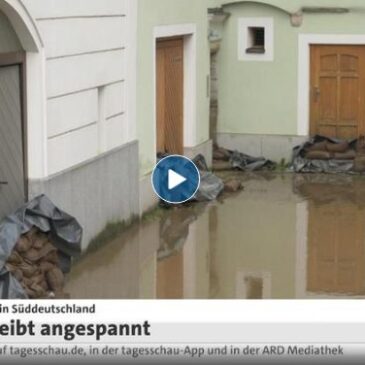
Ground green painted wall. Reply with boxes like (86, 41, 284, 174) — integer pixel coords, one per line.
(210, 0, 365, 14)
(137, 0, 211, 176)
(212, 0, 365, 136)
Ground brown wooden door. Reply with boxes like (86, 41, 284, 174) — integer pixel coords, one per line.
(156, 38, 184, 155)
(310, 45, 365, 139)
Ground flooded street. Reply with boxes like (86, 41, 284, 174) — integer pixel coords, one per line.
(65, 172, 365, 299)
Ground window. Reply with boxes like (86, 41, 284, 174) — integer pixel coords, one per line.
(238, 18, 274, 61)
(247, 27, 265, 53)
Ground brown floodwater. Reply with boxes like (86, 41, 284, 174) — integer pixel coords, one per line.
(65, 172, 365, 299)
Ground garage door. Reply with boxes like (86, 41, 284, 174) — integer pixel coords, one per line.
(0, 65, 25, 220)
(310, 45, 365, 139)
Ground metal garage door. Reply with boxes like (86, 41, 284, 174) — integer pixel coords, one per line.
(0, 65, 25, 220)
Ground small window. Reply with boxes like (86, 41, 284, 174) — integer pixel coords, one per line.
(246, 27, 265, 54)
(238, 18, 273, 62)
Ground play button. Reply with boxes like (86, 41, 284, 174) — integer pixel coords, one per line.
(152, 155, 200, 204)
(168, 169, 187, 190)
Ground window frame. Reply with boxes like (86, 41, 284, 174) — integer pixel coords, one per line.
(238, 17, 274, 62)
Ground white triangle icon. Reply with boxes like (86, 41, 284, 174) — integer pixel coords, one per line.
(168, 169, 187, 190)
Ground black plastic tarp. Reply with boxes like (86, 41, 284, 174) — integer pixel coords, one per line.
(195, 171, 224, 202)
(0, 195, 82, 299)
(230, 150, 276, 171)
(292, 135, 357, 173)
(193, 154, 224, 201)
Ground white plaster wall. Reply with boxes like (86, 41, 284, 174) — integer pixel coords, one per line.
(22, 0, 126, 19)
(47, 89, 98, 138)
(38, 17, 126, 59)
(21, 0, 136, 176)
(46, 50, 125, 97)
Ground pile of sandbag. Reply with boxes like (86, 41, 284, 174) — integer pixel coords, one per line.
(305, 140, 356, 160)
(5, 227, 65, 299)
(296, 136, 365, 173)
(0, 195, 82, 299)
(292, 135, 365, 173)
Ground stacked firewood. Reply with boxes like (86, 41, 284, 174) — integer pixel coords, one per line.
(5, 228, 66, 299)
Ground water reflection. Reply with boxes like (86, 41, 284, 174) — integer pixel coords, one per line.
(65, 173, 365, 299)
(156, 204, 207, 299)
(295, 174, 365, 298)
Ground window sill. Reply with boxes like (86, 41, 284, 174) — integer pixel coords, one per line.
(246, 47, 266, 54)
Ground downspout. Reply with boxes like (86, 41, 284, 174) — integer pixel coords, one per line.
(208, 8, 230, 143)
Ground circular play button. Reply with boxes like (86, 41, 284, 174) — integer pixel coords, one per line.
(152, 155, 200, 204)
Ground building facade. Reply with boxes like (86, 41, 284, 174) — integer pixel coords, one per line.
(137, 0, 211, 213)
(210, 0, 365, 162)
(0, 0, 211, 248)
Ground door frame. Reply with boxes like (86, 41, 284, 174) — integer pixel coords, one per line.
(0, 51, 28, 200)
(298, 34, 365, 137)
(153, 24, 197, 159)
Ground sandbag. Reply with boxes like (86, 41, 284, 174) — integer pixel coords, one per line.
(292, 135, 357, 173)
(334, 150, 357, 160)
(326, 141, 349, 153)
(307, 141, 327, 152)
(0, 195, 82, 299)
(306, 151, 332, 160)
